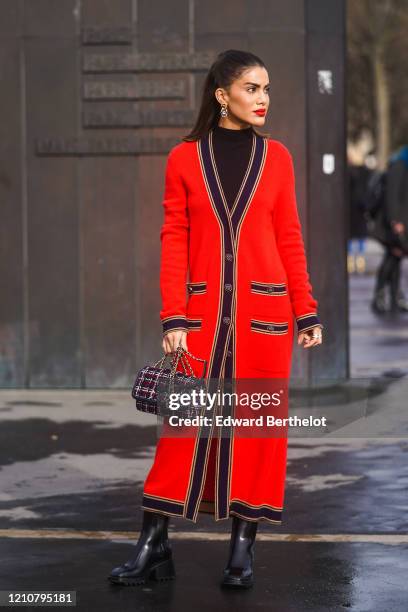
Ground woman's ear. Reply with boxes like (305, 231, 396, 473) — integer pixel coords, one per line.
(215, 87, 227, 106)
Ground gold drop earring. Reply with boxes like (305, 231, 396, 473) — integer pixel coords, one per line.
(220, 104, 228, 118)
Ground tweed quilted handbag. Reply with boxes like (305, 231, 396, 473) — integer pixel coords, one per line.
(131, 345, 208, 418)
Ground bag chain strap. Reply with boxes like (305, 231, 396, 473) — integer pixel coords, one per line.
(153, 345, 206, 388)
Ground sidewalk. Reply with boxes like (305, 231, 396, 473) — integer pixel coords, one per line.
(349, 238, 408, 377)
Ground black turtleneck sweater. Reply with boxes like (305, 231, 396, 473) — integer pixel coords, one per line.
(212, 124, 254, 211)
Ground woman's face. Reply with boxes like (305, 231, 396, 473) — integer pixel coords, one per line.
(215, 65, 270, 129)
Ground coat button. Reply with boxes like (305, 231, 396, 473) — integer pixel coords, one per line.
(227, 350, 232, 357)
(223, 316, 231, 325)
(267, 286, 274, 293)
(226, 253, 233, 261)
(267, 325, 274, 331)
(188, 286, 193, 292)
(224, 283, 232, 291)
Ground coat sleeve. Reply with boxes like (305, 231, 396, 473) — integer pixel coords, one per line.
(272, 145, 323, 333)
(159, 147, 190, 336)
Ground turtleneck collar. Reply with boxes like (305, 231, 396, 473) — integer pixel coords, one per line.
(213, 124, 254, 140)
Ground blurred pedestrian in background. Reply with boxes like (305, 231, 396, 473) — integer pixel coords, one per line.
(370, 145, 408, 313)
(347, 157, 372, 274)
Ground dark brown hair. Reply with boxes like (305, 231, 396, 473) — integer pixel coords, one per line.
(183, 49, 270, 142)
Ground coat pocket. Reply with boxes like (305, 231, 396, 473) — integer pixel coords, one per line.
(248, 317, 293, 376)
(249, 280, 290, 318)
(250, 318, 289, 335)
(187, 281, 207, 295)
(250, 281, 287, 296)
(186, 281, 207, 319)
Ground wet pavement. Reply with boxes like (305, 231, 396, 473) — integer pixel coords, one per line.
(1, 240, 408, 611)
(1, 538, 407, 611)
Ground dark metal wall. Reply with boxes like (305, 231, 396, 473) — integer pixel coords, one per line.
(306, 0, 348, 381)
(0, 0, 346, 388)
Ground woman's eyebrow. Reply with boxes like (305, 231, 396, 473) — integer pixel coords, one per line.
(243, 82, 270, 87)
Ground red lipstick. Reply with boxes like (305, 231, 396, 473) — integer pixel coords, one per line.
(254, 109, 266, 116)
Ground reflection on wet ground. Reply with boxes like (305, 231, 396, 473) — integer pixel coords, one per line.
(1, 538, 407, 611)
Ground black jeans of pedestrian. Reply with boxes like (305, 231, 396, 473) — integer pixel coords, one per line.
(375, 247, 403, 304)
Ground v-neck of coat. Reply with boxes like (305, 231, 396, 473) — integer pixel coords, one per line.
(208, 127, 257, 218)
(197, 128, 267, 245)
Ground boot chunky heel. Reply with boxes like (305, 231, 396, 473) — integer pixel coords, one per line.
(108, 511, 175, 587)
(109, 551, 176, 586)
(149, 557, 176, 581)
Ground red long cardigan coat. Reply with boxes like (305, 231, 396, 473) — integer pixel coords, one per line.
(142, 129, 323, 524)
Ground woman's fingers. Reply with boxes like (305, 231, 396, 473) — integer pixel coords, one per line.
(179, 333, 188, 351)
(162, 335, 170, 354)
(170, 331, 187, 352)
(298, 328, 323, 348)
(162, 330, 188, 354)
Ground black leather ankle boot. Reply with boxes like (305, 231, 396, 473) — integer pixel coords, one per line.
(108, 510, 175, 586)
(389, 259, 408, 312)
(371, 251, 395, 314)
(221, 516, 258, 589)
(371, 287, 389, 314)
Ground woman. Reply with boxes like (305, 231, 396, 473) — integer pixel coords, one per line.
(109, 49, 324, 589)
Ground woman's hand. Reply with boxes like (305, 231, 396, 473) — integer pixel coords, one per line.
(162, 330, 188, 354)
(298, 325, 323, 348)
